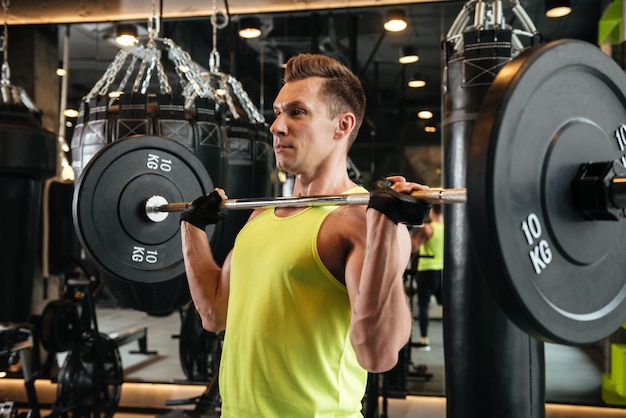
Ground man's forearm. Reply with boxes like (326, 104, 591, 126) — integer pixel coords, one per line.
(181, 222, 227, 331)
(350, 210, 413, 372)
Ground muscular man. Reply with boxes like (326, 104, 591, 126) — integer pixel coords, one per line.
(180, 53, 431, 417)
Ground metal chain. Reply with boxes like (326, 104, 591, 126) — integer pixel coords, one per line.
(132, 44, 150, 93)
(217, 73, 239, 119)
(155, 50, 172, 94)
(1, 0, 10, 84)
(209, 0, 219, 72)
(227, 75, 264, 123)
(84, 48, 129, 100)
(166, 39, 213, 98)
(148, 0, 160, 40)
(80, 0, 268, 116)
(108, 54, 138, 106)
(140, 44, 158, 94)
(205, 0, 265, 122)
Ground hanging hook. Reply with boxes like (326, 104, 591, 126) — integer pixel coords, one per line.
(208, 0, 228, 73)
(1, 0, 10, 84)
(148, 0, 161, 40)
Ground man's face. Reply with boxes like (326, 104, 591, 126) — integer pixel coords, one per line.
(270, 77, 339, 174)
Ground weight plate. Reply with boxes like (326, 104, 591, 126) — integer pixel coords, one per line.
(468, 39, 626, 345)
(73, 135, 214, 286)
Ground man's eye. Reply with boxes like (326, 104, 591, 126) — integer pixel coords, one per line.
(292, 108, 305, 115)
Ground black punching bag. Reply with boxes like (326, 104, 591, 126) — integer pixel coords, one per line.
(442, 30, 545, 418)
(0, 85, 57, 323)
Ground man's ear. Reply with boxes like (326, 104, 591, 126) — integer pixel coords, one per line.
(334, 113, 356, 140)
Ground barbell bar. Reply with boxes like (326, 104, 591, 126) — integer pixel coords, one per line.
(144, 188, 469, 223)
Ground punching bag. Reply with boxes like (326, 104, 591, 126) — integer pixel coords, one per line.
(67, 23, 234, 315)
(443, 29, 545, 418)
(69, 25, 273, 314)
(70, 92, 229, 315)
(210, 120, 273, 265)
(0, 84, 56, 322)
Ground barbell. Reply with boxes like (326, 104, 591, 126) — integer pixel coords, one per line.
(143, 187, 468, 222)
(72, 39, 626, 345)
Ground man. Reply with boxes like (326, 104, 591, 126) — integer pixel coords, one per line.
(180, 53, 431, 417)
(410, 204, 444, 351)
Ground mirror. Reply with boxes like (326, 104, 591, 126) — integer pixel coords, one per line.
(0, 1, 617, 415)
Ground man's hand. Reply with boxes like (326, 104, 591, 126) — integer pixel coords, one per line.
(180, 189, 228, 230)
(367, 177, 432, 225)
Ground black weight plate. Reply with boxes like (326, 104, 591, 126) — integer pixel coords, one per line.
(73, 135, 214, 285)
(468, 39, 626, 345)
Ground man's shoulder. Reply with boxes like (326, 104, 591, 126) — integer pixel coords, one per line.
(324, 205, 367, 242)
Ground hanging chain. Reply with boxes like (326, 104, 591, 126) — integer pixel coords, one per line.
(83, 0, 239, 104)
(1, 0, 10, 84)
(209, 0, 228, 73)
(148, 0, 160, 40)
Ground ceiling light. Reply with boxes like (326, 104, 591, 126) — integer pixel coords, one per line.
(425, 126, 437, 133)
(56, 68, 66, 77)
(418, 110, 433, 119)
(115, 23, 138, 46)
(545, 0, 571, 18)
(384, 9, 408, 32)
(408, 74, 426, 88)
(64, 108, 79, 118)
(399, 46, 419, 64)
(239, 17, 262, 39)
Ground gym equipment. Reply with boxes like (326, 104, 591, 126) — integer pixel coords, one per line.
(47, 273, 123, 418)
(146, 187, 466, 217)
(468, 38, 626, 346)
(73, 135, 213, 314)
(69, 5, 272, 314)
(443, 4, 546, 416)
(70, 36, 626, 345)
(68, 12, 228, 316)
(39, 299, 80, 353)
(0, 4, 56, 323)
(0, 323, 41, 418)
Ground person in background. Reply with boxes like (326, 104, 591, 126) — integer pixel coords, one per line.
(180, 53, 431, 417)
(410, 203, 444, 351)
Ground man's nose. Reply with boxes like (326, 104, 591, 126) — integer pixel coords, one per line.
(269, 114, 285, 136)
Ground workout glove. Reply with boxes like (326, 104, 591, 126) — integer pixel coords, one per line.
(180, 190, 227, 229)
(367, 178, 431, 225)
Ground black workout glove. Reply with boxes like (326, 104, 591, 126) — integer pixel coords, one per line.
(367, 178, 432, 225)
(180, 190, 227, 230)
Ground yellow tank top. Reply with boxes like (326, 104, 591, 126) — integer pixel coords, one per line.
(220, 188, 368, 417)
(418, 221, 444, 272)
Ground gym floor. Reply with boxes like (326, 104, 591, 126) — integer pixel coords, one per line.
(1, 302, 625, 417)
